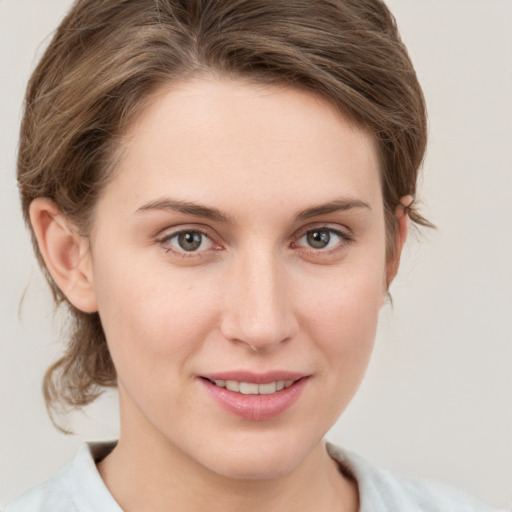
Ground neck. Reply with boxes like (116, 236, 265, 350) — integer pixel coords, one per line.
(98, 436, 357, 512)
(97, 396, 358, 512)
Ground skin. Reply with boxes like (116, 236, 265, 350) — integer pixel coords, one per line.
(30, 77, 407, 512)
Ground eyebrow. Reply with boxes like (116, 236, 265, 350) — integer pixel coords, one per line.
(136, 196, 370, 223)
(136, 198, 234, 224)
(294, 198, 371, 221)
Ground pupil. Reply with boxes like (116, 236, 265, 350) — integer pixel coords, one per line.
(307, 230, 330, 249)
(178, 232, 202, 251)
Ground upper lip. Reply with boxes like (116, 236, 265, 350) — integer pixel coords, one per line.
(199, 370, 308, 384)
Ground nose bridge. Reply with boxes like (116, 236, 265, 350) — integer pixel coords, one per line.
(221, 245, 296, 350)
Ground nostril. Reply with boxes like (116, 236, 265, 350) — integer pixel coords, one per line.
(231, 334, 292, 353)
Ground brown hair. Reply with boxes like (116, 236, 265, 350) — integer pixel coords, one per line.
(18, 0, 430, 424)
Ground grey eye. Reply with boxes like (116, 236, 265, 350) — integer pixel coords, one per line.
(160, 228, 215, 256)
(306, 229, 331, 249)
(177, 231, 204, 251)
(296, 227, 346, 252)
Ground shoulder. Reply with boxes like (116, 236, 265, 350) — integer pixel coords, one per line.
(326, 443, 506, 512)
(2, 442, 121, 512)
(2, 459, 80, 512)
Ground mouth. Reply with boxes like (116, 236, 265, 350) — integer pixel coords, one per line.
(198, 372, 309, 421)
(201, 377, 300, 395)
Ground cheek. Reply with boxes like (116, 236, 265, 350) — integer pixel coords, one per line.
(91, 255, 221, 381)
(297, 260, 386, 368)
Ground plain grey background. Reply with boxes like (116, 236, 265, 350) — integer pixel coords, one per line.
(1, 0, 511, 508)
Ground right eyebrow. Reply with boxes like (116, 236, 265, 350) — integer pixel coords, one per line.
(135, 198, 234, 224)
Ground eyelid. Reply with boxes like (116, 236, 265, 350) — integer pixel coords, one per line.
(156, 224, 222, 256)
(157, 222, 216, 238)
(290, 223, 354, 256)
(292, 222, 353, 242)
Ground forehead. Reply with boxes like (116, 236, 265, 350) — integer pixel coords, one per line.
(103, 77, 382, 217)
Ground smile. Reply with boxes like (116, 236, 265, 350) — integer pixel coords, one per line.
(199, 372, 309, 421)
(206, 379, 297, 395)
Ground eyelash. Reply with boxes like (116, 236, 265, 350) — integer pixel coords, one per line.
(157, 227, 217, 259)
(291, 225, 354, 258)
(157, 225, 353, 259)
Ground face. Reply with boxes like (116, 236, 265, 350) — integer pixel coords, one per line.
(86, 77, 392, 479)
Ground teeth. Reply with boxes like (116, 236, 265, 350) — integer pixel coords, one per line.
(239, 382, 259, 394)
(258, 382, 277, 394)
(211, 379, 296, 394)
(225, 380, 240, 392)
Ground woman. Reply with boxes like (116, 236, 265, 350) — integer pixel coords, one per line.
(2, 0, 507, 511)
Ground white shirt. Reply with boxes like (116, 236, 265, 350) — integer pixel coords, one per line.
(2, 441, 505, 512)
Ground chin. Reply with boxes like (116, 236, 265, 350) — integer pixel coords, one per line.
(198, 433, 320, 481)
(213, 454, 301, 481)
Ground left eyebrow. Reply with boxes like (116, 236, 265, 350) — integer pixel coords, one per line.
(294, 198, 371, 222)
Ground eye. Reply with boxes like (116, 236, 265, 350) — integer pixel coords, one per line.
(294, 227, 350, 251)
(160, 229, 214, 254)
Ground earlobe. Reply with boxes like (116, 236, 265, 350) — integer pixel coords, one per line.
(385, 196, 411, 287)
(29, 198, 98, 313)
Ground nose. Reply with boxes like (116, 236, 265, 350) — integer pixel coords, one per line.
(220, 249, 298, 352)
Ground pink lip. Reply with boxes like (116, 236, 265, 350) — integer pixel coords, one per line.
(198, 372, 310, 421)
(201, 370, 306, 384)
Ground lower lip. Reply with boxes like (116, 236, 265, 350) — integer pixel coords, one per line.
(200, 378, 309, 421)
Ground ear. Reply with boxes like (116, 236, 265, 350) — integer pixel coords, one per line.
(29, 198, 98, 313)
(385, 203, 409, 288)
